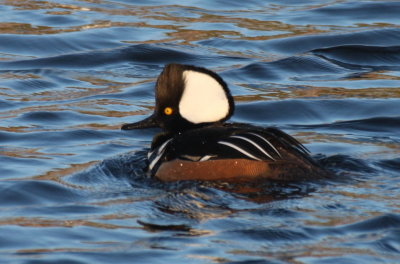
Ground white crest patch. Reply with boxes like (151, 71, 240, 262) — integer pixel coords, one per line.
(179, 70, 229, 124)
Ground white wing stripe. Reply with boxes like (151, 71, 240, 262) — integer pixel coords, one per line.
(246, 132, 282, 158)
(218, 141, 261, 161)
(230, 135, 275, 161)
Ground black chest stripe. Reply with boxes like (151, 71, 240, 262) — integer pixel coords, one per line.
(148, 138, 172, 171)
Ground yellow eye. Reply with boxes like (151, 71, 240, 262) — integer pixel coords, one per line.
(164, 107, 173, 115)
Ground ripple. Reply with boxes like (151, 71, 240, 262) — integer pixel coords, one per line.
(318, 116, 400, 133)
(375, 158, 400, 173)
(0, 180, 82, 207)
(0, 44, 246, 70)
(226, 228, 310, 241)
(309, 2, 400, 24)
(223, 54, 357, 82)
(313, 45, 400, 69)
(344, 214, 400, 232)
(234, 99, 400, 126)
(268, 29, 400, 54)
(0, 29, 124, 57)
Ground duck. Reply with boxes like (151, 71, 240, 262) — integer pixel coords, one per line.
(122, 63, 330, 182)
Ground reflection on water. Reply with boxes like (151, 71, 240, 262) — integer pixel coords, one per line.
(0, 0, 400, 263)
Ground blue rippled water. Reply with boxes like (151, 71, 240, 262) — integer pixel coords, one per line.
(0, 1, 399, 263)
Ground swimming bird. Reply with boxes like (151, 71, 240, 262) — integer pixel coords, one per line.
(122, 63, 330, 182)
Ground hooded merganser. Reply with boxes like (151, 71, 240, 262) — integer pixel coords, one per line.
(122, 63, 330, 182)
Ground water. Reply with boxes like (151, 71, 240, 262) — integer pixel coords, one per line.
(1, 0, 399, 263)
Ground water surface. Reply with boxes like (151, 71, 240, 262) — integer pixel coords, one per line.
(0, 0, 400, 263)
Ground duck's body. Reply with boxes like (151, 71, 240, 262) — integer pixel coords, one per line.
(148, 123, 328, 182)
(122, 64, 330, 182)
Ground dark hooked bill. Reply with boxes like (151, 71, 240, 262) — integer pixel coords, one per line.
(121, 114, 159, 130)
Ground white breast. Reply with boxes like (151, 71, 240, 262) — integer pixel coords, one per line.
(179, 70, 229, 124)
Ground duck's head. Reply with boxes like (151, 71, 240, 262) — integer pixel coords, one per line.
(122, 64, 234, 133)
